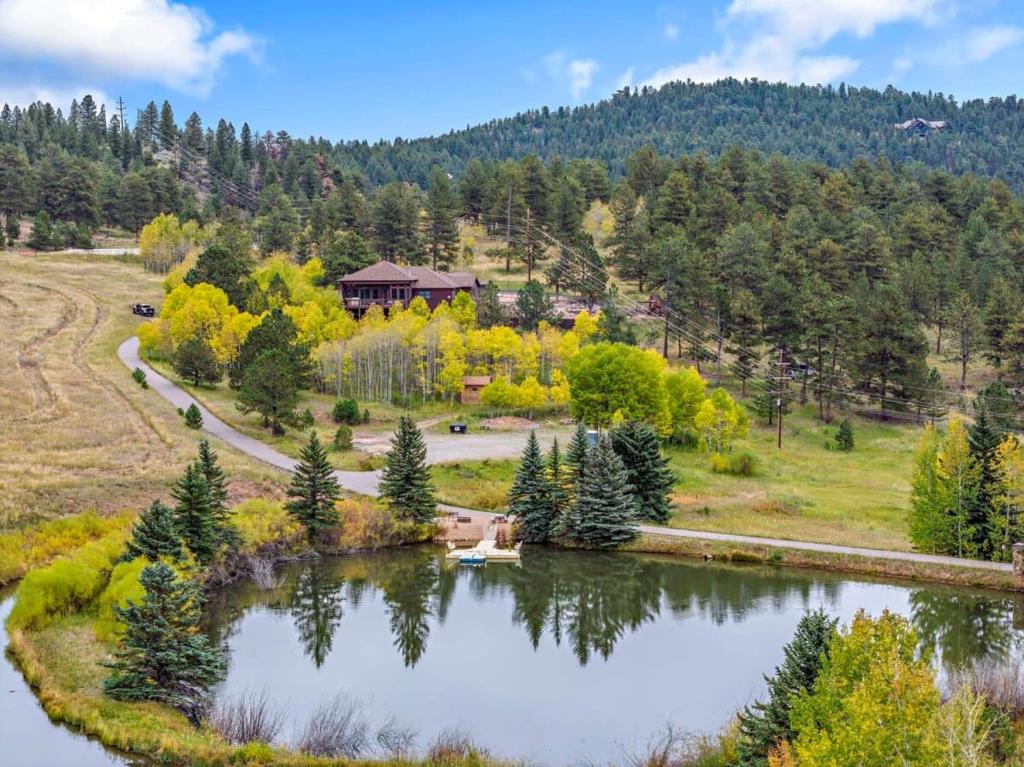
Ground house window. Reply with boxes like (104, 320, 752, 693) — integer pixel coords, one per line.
(359, 288, 371, 300)
(417, 289, 431, 299)
(391, 287, 406, 301)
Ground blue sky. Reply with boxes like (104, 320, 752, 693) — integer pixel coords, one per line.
(1, 0, 1023, 142)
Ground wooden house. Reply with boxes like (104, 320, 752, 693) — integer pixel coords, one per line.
(460, 375, 492, 404)
(337, 260, 482, 316)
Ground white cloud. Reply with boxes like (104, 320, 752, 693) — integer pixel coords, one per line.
(964, 25, 1024, 62)
(888, 54, 913, 81)
(615, 67, 636, 90)
(0, 0, 257, 96)
(0, 84, 107, 110)
(642, 0, 944, 88)
(568, 59, 598, 99)
(543, 52, 598, 100)
(664, 23, 679, 41)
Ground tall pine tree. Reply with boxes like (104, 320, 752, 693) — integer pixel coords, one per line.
(197, 440, 229, 528)
(567, 435, 639, 548)
(610, 421, 676, 523)
(286, 431, 341, 542)
(171, 462, 217, 564)
(379, 416, 436, 523)
(510, 431, 555, 543)
(736, 609, 838, 766)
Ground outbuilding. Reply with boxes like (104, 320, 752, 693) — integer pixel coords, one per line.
(460, 375, 492, 404)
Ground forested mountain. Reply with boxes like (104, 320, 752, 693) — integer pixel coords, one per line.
(326, 79, 1024, 190)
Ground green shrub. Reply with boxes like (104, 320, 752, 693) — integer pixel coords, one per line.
(710, 451, 757, 476)
(0, 512, 131, 585)
(94, 557, 148, 640)
(131, 367, 148, 389)
(357, 454, 386, 471)
(8, 530, 128, 631)
(333, 423, 353, 451)
(296, 408, 315, 429)
(184, 403, 203, 430)
(835, 419, 855, 452)
(232, 499, 304, 554)
(330, 398, 361, 425)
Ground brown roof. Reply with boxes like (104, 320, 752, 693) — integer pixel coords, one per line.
(337, 260, 415, 284)
(463, 375, 492, 387)
(406, 266, 458, 290)
(447, 272, 480, 289)
(337, 261, 483, 291)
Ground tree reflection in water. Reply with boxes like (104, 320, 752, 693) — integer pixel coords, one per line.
(289, 565, 345, 668)
(909, 588, 1021, 668)
(219, 547, 1023, 672)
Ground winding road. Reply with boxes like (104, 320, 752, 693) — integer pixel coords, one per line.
(119, 337, 1016, 574)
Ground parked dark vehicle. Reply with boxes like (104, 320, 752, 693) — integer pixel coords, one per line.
(131, 303, 155, 317)
(450, 422, 468, 434)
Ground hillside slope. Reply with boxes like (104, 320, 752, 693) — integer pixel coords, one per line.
(329, 79, 1024, 190)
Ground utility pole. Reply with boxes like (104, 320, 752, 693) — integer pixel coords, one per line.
(662, 263, 671, 360)
(505, 186, 512, 273)
(776, 347, 786, 449)
(525, 206, 532, 282)
(116, 97, 127, 131)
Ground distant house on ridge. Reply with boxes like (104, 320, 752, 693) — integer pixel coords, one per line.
(894, 117, 947, 136)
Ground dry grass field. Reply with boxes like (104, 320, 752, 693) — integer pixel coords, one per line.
(0, 251, 281, 529)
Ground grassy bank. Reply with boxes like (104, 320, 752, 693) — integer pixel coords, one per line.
(626, 534, 1024, 593)
(428, 405, 918, 552)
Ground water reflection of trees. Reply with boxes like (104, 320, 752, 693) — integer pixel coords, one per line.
(219, 548, 1022, 671)
(909, 589, 1021, 668)
(290, 565, 346, 667)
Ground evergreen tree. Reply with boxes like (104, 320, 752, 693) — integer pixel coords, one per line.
(26, 210, 55, 250)
(379, 416, 436, 523)
(171, 462, 217, 563)
(735, 609, 838, 766)
(564, 422, 590, 489)
(183, 403, 203, 430)
(835, 419, 855, 452)
(124, 501, 182, 561)
(286, 431, 341, 542)
(333, 423, 353, 450)
(969, 404, 1006, 555)
(567, 435, 639, 548)
(196, 440, 230, 531)
(475, 281, 506, 328)
(609, 421, 675, 523)
(510, 431, 555, 543)
(423, 165, 460, 270)
(514, 280, 554, 331)
(103, 563, 226, 724)
(237, 348, 302, 434)
(184, 243, 252, 308)
(596, 286, 637, 345)
(157, 101, 176, 148)
(983, 277, 1016, 370)
(172, 334, 222, 386)
(546, 437, 572, 519)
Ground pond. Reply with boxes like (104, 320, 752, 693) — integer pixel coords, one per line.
(206, 547, 1024, 765)
(0, 590, 148, 767)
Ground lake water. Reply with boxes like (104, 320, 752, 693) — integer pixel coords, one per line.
(0, 590, 147, 767)
(206, 547, 1024, 765)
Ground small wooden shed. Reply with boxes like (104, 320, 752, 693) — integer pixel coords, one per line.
(461, 375, 492, 404)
